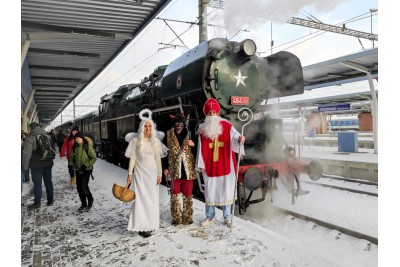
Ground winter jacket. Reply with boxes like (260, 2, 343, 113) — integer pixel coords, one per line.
(22, 126, 54, 171)
(61, 134, 93, 160)
(165, 128, 196, 180)
(56, 132, 66, 146)
(68, 141, 97, 171)
(60, 134, 75, 159)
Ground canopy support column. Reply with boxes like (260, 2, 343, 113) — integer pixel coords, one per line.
(21, 40, 31, 67)
(22, 89, 36, 133)
(28, 104, 37, 124)
(340, 61, 378, 153)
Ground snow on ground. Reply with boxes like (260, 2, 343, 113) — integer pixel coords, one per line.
(21, 156, 377, 266)
(300, 146, 378, 163)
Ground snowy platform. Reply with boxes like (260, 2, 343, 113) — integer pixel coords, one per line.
(21, 157, 377, 266)
(300, 146, 378, 182)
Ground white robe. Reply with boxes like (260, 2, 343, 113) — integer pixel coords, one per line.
(127, 138, 162, 232)
(195, 125, 245, 206)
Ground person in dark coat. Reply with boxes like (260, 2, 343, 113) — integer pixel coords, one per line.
(56, 130, 66, 152)
(22, 122, 55, 209)
(21, 131, 28, 193)
(21, 132, 30, 183)
(50, 129, 57, 145)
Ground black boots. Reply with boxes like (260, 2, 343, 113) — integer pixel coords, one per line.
(78, 196, 94, 212)
(78, 203, 87, 211)
(87, 196, 94, 209)
(78, 196, 87, 212)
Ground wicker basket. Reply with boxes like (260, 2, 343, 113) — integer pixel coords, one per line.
(112, 182, 135, 202)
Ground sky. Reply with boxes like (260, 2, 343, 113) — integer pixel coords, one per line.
(20, 151, 378, 266)
(45, 0, 379, 127)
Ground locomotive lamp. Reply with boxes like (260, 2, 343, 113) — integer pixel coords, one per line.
(232, 39, 257, 58)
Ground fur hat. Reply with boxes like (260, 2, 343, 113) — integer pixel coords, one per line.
(203, 98, 220, 115)
(29, 122, 40, 130)
(71, 126, 79, 132)
(74, 131, 84, 139)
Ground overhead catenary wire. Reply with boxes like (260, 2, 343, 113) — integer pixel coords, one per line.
(259, 11, 378, 54)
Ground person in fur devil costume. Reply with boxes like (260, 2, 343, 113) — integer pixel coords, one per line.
(163, 113, 196, 225)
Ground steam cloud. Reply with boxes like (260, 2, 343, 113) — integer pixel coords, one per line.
(221, 0, 351, 36)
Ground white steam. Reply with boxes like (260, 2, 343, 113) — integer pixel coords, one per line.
(221, 0, 351, 36)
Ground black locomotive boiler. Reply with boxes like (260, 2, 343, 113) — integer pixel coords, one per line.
(55, 38, 322, 213)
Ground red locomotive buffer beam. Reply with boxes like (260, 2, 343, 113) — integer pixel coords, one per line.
(236, 158, 323, 214)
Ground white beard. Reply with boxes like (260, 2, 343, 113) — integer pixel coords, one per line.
(199, 116, 223, 140)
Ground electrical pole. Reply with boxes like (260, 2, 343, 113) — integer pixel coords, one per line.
(271, 21, 273, 55)
(199, 0, 209, 43)
(369, 9, 378, 48)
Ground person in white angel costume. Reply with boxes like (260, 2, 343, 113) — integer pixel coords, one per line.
(125, 109, 168, 238)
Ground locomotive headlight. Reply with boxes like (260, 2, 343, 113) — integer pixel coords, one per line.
(233, 39, 257, 58)
(242, 39, 256, 57)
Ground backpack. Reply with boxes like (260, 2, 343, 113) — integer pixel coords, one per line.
(36, 133, 56, 161)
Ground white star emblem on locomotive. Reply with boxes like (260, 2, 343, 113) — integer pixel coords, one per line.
(233, 70, 247, 87)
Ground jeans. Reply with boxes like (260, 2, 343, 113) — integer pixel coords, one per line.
(205, 204, 232, 220)
(31, 166, 53, 205)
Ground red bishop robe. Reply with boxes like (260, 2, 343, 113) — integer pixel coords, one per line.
(196, 119, 245, 206)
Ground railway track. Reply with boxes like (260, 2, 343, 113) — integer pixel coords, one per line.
(321, 174, 378, 186)
(303, 180, 378, 197)
(276, 207, 378, 245)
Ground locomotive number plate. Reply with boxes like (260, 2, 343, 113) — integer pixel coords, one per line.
(231, 96, 249, 105)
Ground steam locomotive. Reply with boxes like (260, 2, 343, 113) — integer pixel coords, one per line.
(54, 38, 322, 214)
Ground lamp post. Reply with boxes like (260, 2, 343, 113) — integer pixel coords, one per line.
(369, 9, 378, 48)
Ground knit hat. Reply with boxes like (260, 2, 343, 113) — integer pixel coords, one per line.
(29, 122, 40, 130)
(71, 126, 79, 132)
(203, 98, 220, 115)
(75, 131, 84, 139)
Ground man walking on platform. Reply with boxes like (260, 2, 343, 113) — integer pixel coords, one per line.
(22, 122, 55, 209)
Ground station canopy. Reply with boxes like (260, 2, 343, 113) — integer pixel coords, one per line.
(265, 47, 378, 117)
(303, 47, 378, 91)
(21, 0, 172, 124)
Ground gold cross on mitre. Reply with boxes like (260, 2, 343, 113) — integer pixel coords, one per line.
(209, 138, 224, 161)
